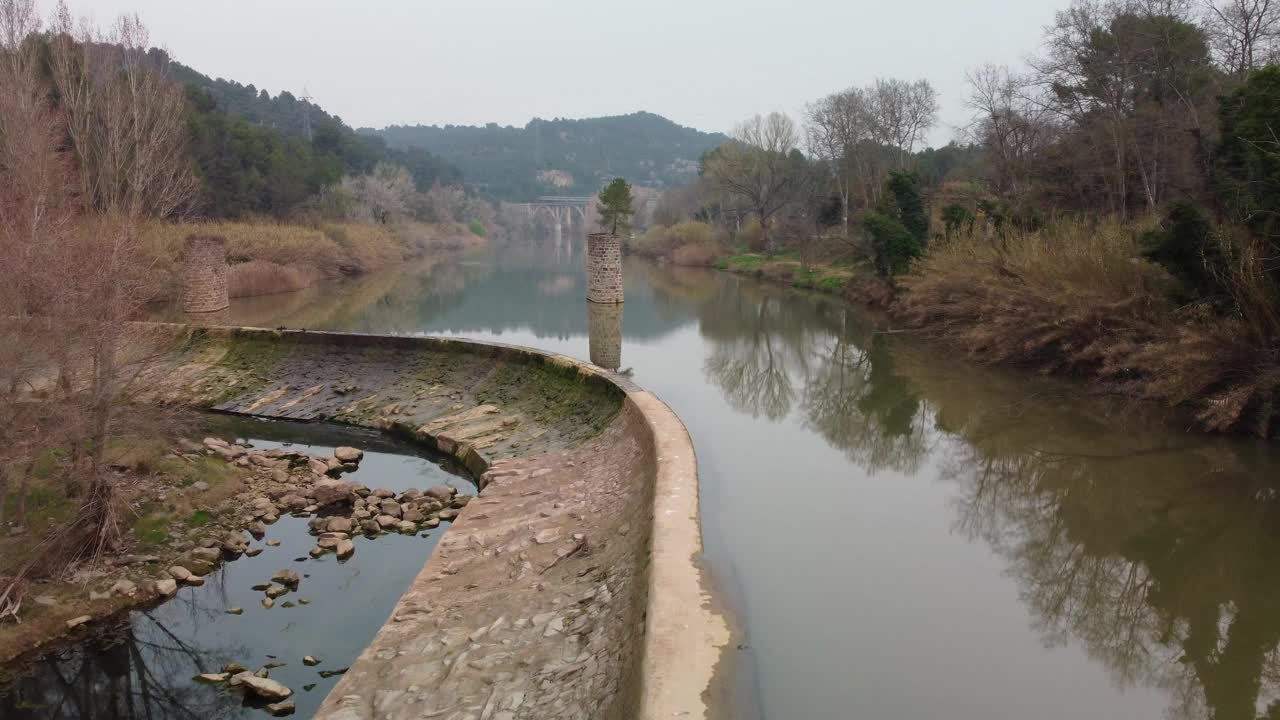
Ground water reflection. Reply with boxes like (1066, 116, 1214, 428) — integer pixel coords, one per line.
(3, 592, 246, 720)
(587, 302, 622, 370)
(149, 239, 1280, 719)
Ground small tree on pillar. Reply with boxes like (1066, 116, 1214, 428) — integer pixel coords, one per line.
(597, 178, 634, 237)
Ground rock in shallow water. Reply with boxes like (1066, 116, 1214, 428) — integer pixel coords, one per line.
(233, 673, 293, 700)
(333, 446, 363, 464)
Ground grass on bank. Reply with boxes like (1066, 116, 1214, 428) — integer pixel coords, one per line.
(143, 219, 484, 301)
(897, 218, 1279, 436)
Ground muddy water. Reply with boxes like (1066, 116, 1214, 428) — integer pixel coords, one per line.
(0, 417, 472, 720)
(150, 239, 1280, 720)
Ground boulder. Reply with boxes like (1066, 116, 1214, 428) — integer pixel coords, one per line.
(396, 520, 417, 534)
(336, 539, 354, 560)
(334, 446, 364, 464)
(375, 514, 399, 529)
(359, 519, 381, 534)
(306, 458, 328, 476)
(266, 701, 296, 716)
(155, 578, 178, 597)
(265, 584, 289, 599)
(271, 569, 300, 587)
(326, 517, 353, 534)
(372, 488, 395, 499)
(110, 579, 137, 597)
(378, 499, 402, 518)
(168, 566, 193, 582)
(316, 533, 344, 550)
(302, 656, 320, 666)
(425, 486, 455, 504)
(280, 494, 308, 511)
(312, 479, 356, 507)
(195, 672, 229, 683)
(234, 673, 293, 701)
(451, 495, 472, 509)
(402, 508, 425, 523)
(65, 615, 92, 629)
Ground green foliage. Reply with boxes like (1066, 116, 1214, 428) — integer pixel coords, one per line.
(1143, 202, 1230, 306)
(815, 275, 848, 294)
(863, 211, 919, 276)
(132, 507, 170, 545)
(184, 83, 460, 219)
(371, 112, 727, 201)
(187, 510, 213, 527)
(885, 172, 928, 245)
(468, 219, 486, 237)
(597, 178, 635, 235)
(941, 203, 974, 240)
(1216, 65, 1280, 245)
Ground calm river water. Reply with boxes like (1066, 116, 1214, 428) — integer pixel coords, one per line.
(169, 238, 1280, 719)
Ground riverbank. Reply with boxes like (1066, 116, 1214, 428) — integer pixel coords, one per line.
(0, 414, 468, 668)
(142, 219, 489, 302)
(630, 219, 1278, 439)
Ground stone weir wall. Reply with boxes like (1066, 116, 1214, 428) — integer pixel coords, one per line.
(138, 326, 730, 720)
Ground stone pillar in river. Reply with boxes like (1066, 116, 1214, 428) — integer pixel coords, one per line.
(588, 301, 623, 370)
(181, 235, 230, 316)
(585, 232, 623, 304)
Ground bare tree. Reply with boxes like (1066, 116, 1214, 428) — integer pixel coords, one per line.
(868, 78, 940, 168)
(341, 161, 417, 224)
(1203, 0, 1280, 77)
(964, 64, 1056, 198)
(37, 3, 198, 552)
(704, 112, 803, 252)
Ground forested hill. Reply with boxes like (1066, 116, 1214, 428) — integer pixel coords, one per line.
(156, 50, 462, 218)
(363, 112, 728, 200)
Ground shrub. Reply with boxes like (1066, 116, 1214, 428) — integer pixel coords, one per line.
(1142, 202, 1229, 306)
(468, 218, 486, 237)
(672, 241, 722, 266)
(864, 211, 919, 276)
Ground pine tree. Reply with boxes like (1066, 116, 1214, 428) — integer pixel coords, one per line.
(597, 178, 634, 236)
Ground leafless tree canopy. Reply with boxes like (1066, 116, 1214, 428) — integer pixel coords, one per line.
(704, 112, 803, 251)
(0, 0, 196, 556)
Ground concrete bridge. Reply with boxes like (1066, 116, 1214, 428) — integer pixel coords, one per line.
(525, 196, 593, 236)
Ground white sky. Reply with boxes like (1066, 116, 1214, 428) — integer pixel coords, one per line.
(42, 0, 1067, 146)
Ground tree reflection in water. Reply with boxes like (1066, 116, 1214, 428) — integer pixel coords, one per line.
(3, 577, 247, 720)
(699, 279, 928, 473)
(935, 376, 1280, 720)
(694, 272, 1280, 718)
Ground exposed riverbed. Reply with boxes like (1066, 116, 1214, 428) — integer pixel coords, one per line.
(103, 237, 1280, 719)
(0, 417, 473, 719)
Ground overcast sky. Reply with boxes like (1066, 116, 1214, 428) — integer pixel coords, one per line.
(42, 0, 1067, 146)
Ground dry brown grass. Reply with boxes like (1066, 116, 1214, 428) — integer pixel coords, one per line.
(632, 221, 727, 265)
(896, 218, 1280, 436)
(228, 260, 325, 298)
(141, 220, 481, 300)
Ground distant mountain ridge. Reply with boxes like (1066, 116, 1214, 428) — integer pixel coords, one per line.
(363, 112, 728, 201)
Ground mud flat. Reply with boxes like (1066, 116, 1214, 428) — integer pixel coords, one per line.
(135, 326, 731, 720)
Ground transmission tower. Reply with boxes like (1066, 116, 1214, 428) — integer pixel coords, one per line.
(300, 86, 314, 142)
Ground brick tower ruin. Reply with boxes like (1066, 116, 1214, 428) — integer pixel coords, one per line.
(585, 233, 623, 304)
(181, 235, 230, 314)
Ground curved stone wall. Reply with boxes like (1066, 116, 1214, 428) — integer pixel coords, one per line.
(139, 326, 730, 720)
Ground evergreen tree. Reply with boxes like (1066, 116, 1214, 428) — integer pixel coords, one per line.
(597, 178, 634, 236)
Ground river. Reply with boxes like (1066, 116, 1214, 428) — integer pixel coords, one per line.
(145, 237, 1280, 718)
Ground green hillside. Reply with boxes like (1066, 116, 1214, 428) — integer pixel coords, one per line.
(364, 112, 727, 200)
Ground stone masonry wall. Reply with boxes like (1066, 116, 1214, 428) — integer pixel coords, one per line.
(181, 235, 229, 314)
(586, 233, 623, 304)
